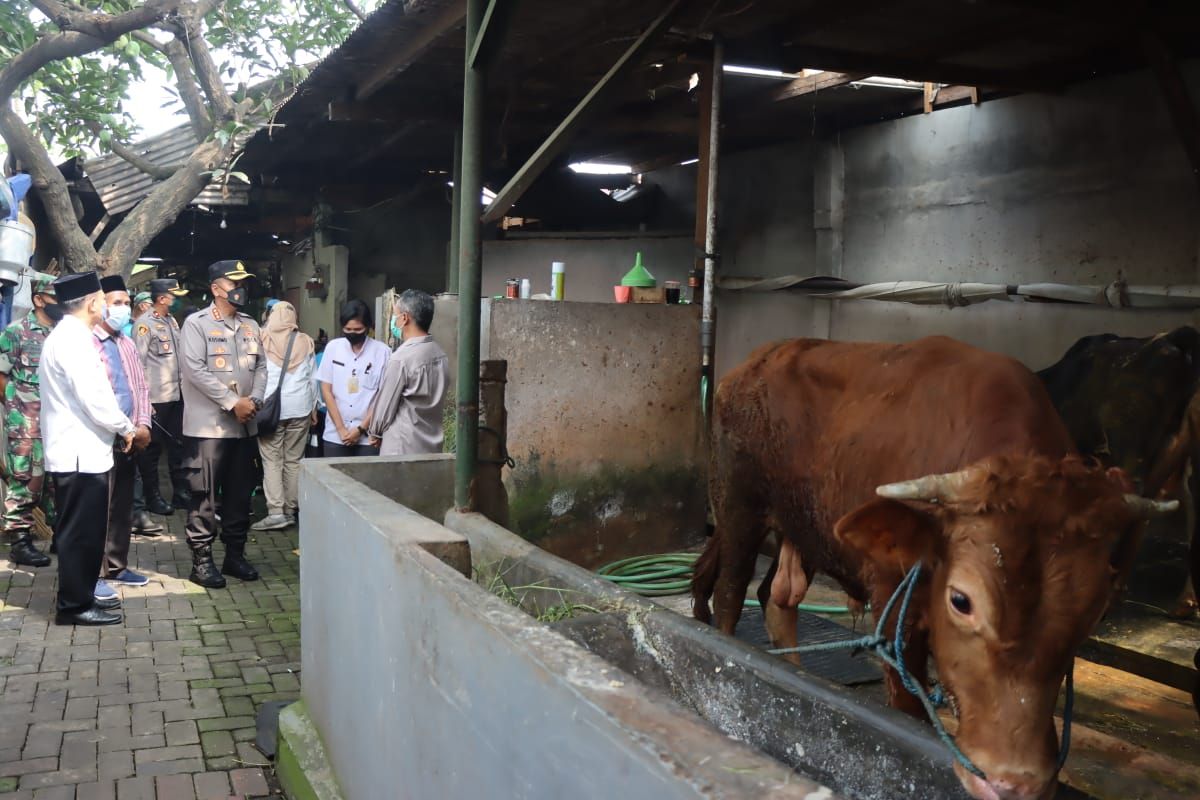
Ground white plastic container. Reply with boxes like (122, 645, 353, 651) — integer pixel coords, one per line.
(0, 219, 34, 287)
(551, 261, 565, 300)
(519, 278, 531, 299)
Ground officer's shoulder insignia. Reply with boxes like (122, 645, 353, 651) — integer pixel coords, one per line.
(136, 324, 149, 336)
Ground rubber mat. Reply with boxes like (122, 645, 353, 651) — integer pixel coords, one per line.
(734, 607, 883, 686)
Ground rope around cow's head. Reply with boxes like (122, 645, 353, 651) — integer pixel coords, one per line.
(768, 561, 1075, 781)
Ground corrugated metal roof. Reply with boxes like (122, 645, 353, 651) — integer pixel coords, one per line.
(81, 124, 251, 215)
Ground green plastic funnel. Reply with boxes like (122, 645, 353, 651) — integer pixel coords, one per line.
(620, 252, 657, 287)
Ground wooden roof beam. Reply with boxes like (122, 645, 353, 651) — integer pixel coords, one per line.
(768, 71, 868, 102)
(766, 44, 1048, 92)
(355, 0, 467, 101)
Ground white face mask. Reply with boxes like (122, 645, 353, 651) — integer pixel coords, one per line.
(105, 303, 131, 331)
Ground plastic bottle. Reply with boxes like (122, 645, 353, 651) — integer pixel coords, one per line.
(551, 261, 565, 300)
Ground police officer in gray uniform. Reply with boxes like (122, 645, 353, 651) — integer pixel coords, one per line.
(134, 278, 190, 514)
(180, 261, 266, 588)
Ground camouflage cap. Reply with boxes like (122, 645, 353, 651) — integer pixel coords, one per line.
(30, 272, 56, 297)
(133, 291, 153, 305)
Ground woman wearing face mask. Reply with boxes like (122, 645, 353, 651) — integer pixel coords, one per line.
(251, 301, 316, 531)
(313, 299, 390, 457)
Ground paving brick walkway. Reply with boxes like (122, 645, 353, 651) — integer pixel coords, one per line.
(0, 507, 300, 799)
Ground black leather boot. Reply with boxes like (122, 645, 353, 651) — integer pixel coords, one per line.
(145, 491, 173, 516)
(10, 537, 50, 567)
(130, 511, 163, 536)
(189, 546, 226, 589)
(222, 542, 259, 582)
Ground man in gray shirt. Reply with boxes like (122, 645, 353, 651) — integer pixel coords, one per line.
(180, 261, 267, 588)
(367, 290, 449, 455)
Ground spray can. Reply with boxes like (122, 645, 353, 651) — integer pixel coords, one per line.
(551, 261, 565, 300)
(519, 278, 532, 299)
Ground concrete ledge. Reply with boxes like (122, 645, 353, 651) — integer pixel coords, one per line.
(300, 457, 469, 575)
(445, 509, 974, 800)
(301, 458, 841, 799)
(276, 700, 345, 800)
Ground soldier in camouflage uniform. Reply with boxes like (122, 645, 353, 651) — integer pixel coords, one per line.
(0, 274, 62, 566)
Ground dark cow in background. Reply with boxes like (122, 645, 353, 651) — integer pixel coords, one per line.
(693, 337, 1174, 800)
(1038, 326, 1200, 618)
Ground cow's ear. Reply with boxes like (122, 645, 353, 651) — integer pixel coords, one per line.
(834, 498, 943, 573)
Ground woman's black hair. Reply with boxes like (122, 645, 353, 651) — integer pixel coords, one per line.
(339, 298, 373, 329)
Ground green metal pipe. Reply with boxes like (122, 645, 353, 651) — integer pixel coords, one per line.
(455, 0, 486, 511)
(447, 127, 462, 295)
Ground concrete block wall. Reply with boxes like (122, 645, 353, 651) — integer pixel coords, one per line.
(296, 456, 838, 800)
(429, 297, 707, 567)
(640, 67, 1200, 378)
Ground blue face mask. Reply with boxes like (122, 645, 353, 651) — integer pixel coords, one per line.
(105, 303, 131, 332)
(390, 315, 403, 341)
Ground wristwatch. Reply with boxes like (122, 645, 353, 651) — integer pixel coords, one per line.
(251, 397, 263, 411)
(357, 425, 368, 436)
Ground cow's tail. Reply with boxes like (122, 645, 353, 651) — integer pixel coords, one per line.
(691, 534, 720, 624)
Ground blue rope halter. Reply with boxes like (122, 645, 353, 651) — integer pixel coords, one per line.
(768, 561, 1075, 779)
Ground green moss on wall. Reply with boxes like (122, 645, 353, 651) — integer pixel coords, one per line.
(508, 453, 705, 547)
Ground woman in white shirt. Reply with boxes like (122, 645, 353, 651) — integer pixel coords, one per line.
(314, 299, 392, 457)
(252, 302, 316, 531)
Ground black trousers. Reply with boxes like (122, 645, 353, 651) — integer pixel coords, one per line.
(52, 470, 110, 615)
(183, 436, 256, 551)
(321, 441, 377, 458)
(104, 450, 136, 578)
(138, 401, 186, 499)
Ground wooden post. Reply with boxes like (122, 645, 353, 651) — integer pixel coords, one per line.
(692, 55, 713, 308)
(475, 359, 511, 527)
(700, 38, 723, 423)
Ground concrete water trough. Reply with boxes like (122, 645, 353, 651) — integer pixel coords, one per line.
(285, 454, 1100, 800)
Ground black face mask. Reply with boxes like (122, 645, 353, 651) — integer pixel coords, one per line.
(344, 331, 367, 346)
(225, 286, 248, 309)
(41, 301, 65, 323)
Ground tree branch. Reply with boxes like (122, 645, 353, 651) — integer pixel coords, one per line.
(99, 136, 231, 276)
(0, 0, 183, 100)
(343, 0, 368, 22)
(0, 102, 100, 272)
(84, 122, 179, 180)
(130, 30, 213, 136)
(179, 22, 237, 121)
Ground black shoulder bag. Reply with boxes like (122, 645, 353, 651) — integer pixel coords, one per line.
(255, 330, 297, 437)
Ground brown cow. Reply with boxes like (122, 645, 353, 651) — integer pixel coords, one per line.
(693, 337, 1174, 800)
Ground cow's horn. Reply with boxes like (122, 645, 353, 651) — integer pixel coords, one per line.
(876, 469, 977, 502)
(1124, 495, 1180, 516)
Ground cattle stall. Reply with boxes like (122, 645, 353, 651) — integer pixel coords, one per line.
(237, 0, 1200, 797)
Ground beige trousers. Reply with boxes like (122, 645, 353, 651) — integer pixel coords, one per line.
(257, 417, 310, 517)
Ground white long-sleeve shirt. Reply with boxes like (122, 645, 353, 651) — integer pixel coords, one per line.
(265, 354, 317, 421)
(39, 314, 135, 474)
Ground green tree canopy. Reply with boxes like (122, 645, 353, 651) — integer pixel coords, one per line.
(0, 0, 380, 275)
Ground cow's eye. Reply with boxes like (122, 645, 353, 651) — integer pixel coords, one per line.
(949, 589, 973, 616)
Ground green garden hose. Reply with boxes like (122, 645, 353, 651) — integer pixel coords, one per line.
(596, 552, 854, 613)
